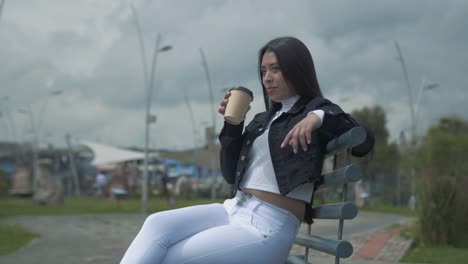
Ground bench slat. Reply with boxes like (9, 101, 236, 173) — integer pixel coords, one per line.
(321, 164, 361, 185)
(286, 254, 308, 264)
(312, 202, 358, 220)
(290, 127, 365, 263)
(326, 126, 366, 156)
(294, 234, 353, 258)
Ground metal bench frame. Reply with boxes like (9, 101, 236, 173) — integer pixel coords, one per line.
(287, 126, 367, 264)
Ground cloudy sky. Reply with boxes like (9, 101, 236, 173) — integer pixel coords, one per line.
(0, 0, 467, 150)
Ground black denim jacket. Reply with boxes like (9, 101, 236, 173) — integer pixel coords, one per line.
(219, 96, 375, 198)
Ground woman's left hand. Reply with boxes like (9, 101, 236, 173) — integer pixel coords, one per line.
(281, 113, 321, 153)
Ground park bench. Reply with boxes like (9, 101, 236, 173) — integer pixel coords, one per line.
(287, 126, 367, 264)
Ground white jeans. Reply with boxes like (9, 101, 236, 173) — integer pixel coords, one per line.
(120, 192, 300, 264)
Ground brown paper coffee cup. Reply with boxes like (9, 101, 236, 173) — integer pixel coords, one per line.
(224, 86, 254, 125)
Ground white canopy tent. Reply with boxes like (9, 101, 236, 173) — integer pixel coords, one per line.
(80, 141, 144, 166)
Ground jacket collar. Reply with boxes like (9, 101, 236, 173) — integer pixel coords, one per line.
(255, 96, 312, 124)
(253, 111, 272, 124)
(267, 97, 309, 114)
(280, 95, 300, 112)
(269, 96, 308, 114)
(287, 96, 308, 114)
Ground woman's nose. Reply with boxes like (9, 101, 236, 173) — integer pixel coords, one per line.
(263, 71, 272, 82)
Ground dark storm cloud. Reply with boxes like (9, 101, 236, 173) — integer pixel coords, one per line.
(1, 0, 467, 148)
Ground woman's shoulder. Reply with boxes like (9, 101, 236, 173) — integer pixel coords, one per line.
(303, 96, 333, 109)
(251, 111, 270, 122)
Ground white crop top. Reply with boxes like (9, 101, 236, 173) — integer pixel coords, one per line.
(240, 95, 324, 202)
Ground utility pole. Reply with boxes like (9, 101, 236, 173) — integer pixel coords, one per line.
(0, 0, 6, 23)
(394, 42, 416, 144)
(1, 96, 22, 161)
(394, 41, 417, 209)
(65, 133, 80, 196)
(183, 92, 199, 191)
(131, 4, 149, 215)
(199, 48, 218, 200)
(131, 4, 173, 215)
(394, 42, 439, 210)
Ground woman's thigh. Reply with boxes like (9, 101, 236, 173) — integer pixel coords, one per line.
(162, 222, 295, 264)
(121, 203, 228, 264)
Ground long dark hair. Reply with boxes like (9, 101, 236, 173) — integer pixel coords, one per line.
(258, 37, 323, 111)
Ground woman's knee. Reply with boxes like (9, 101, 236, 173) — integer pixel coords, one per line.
(141, 211, 172, 231)
(140, 203, 227, 238)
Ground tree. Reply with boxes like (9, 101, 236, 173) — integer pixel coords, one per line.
(352, 106, 389, 143)
(413, 116, 468, 247)
(351, 106, 400, 204)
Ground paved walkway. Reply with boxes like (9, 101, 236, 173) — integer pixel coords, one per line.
(291, 221, 414, 263)
(0, 211, 414, 264)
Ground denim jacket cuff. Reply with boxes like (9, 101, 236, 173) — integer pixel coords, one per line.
(220, 121, 244, 138)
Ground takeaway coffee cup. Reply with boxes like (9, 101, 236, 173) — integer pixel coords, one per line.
(224, 86, 254, 125)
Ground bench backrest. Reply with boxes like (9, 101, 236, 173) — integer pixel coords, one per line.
(287, 126, 366, 264)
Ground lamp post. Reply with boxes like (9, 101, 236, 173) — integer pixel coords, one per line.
(394, 41, 438, 210)
(0, 0, 5, 23)
(3, 96, 28, 163)
(2, 96, 26, 163)
(17, 90, 63, 193)
(183, 92, 198, 170)
(142, 37, 172, 215)
(199, 48, 218, 200)
(0, 96, 15, 143)
(394, 42, 417, 145)
(17, 106, 36, 190)
(131, 5, 173, 215)
(414, 78, 439, 135)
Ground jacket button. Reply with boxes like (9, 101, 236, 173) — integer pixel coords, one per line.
(240, 155, 246, 161)
(328, 110, 335, 114)
(258, 127, 263, 131)
(246, 140, 251, 145)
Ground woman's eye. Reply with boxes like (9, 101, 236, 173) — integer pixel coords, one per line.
(272, 66, 281, 72)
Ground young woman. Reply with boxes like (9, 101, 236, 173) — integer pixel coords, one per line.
(120, 36, 374, 264)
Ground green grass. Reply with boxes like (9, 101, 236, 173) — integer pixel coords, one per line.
(360, 202, 417, 217)
(398, 223, 468, 264)
(0, 196, 223, 218)
(0, 221, 38, 256)
(402, 245, 468, 264)
(0, 196, 223, 256)
(352, 201, 468, 264)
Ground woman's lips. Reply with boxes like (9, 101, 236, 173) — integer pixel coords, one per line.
(266, 87, 274, 92)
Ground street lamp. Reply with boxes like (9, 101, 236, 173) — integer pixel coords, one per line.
(0, 96, 14, 142)
(0, 0, 5, 23)
(49, 90, 63, 96)
(37, 89, 63, 134)
(415, 78, 439, 124)
(142, 36, 172, 215)
(394, 41, 439, 210)
(17, 106, 38, 191)
(199, 48, 218, 200)
(131, 5, 173, 214)
(17, 90, 63, 193)
(394, 41, 417, 145)
(414, 78, 438, 137)
(183, 91, 199, 185)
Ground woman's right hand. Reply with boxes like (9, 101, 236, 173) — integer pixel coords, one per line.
(217, 92, 231, 116)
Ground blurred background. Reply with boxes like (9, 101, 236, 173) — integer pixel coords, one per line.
(0, 0, 467, 263)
